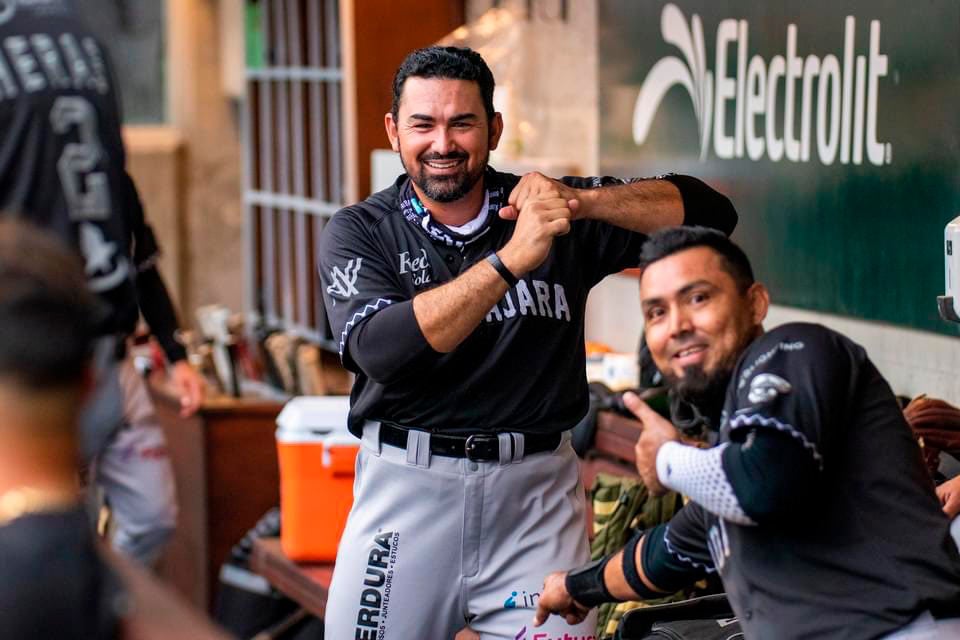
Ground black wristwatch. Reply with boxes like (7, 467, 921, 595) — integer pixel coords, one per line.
(564, 556, 620, 608)
(485, 252, 519, 286)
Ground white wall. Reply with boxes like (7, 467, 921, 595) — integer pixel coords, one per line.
(459, 0, 598, 175)
(585, 273, 644, 353)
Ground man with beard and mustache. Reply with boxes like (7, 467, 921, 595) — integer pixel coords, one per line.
(318, 46, 737, 638)
(534, 227, 960, 639)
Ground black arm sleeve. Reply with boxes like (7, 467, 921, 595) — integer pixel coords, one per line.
(639, 507, 714, 594)
(346, 300, 440, 384)
(661, 174, 738, 236)
(136, 266, 186, 363)
(121, 170, 186, 363)
(122, 171, 160, 269)
(721, 429, 822, 525)
(559, 174, 737, 283)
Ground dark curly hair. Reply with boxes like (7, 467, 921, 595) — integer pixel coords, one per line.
(639, 226, 755, 293)
(391, 46, 496, 121)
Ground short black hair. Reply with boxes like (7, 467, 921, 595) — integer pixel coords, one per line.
(0, 219, 101, 389)
(639, 226, 755, 293)
(391, 46, 496, 121)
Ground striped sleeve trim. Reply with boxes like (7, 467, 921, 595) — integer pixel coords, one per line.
(663, 524, 716, 574)
(728, 412, 824, 469)
(338, 298, 394, 357)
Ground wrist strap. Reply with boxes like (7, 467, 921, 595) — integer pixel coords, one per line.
(564, 555, 619, 608)
(485, 252, 519, 287)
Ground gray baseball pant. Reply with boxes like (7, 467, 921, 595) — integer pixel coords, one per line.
(95, 356, 178, 566)
(324, 421, 598, 640)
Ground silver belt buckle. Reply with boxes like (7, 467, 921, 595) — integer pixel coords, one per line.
(464, 433, 497, 461)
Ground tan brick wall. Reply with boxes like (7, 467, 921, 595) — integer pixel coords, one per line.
(123, 0, 245, 328)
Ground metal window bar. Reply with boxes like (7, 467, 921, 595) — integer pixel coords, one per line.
(258, 3, 277, 326)
(325, 0, 342, 205)
(273, 0, 294, 326)
(287, 0, 310, 334)
(244, 0, 344, 350)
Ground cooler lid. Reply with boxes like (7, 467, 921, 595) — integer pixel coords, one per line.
(276, 396, 351, 440)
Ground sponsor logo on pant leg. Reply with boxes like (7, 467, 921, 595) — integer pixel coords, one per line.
(513, 627, 596, 640)
(354, 529, 401, 640)
(503, 589, 541, 609)
(115, 443, 169, 463)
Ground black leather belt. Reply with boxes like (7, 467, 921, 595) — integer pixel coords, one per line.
(378, 422, 561, 462)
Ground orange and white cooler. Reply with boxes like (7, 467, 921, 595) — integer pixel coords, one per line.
(275, 396, 357, 562)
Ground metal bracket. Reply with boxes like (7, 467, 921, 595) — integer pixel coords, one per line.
(937, 296, 960, 323)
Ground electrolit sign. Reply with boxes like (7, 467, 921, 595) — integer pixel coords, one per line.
(602, 1, 960, 335)
(632, 3, 891, 165)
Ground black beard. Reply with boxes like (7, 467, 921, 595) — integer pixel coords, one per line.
(664, 326, 760, 415)
(414, 167, 478, 202)
(666, 363, 732, 412)
(401, 150, 486, 204)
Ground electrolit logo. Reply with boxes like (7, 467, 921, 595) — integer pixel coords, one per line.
(632, 3, 892, 166)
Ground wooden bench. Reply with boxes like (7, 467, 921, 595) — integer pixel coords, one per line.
(249, 410, 645, 617)
(250, 537, 333, 620)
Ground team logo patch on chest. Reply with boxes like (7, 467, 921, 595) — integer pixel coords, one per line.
(747, 373, 792, 405)
(398, 248, 432, 287)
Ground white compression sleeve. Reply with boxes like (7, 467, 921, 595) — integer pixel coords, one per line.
(655, 441, 756, 525)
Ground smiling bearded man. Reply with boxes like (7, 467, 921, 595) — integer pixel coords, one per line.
(647, 240, 763, 414)
(534, 227, 960, 640)
(390, 79, 489, 204)
(318, 46, 738, 639)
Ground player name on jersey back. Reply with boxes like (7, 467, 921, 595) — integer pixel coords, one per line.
(0, 31, 111, 101)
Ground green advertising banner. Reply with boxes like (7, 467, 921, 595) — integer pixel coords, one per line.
(245, 1, 264, 70)
(599, 1, 960, 335)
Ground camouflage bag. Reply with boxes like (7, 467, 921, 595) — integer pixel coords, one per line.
(590, 473, 687, 639)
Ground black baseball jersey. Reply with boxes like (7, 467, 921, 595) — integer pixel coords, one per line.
(0, 506, 121, 639)
(319, 169, 735, 436)
(658, 323, 960, 639)
(0, 0, 142, 336)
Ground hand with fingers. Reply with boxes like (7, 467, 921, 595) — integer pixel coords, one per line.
(623, 391, 681, 496)
(500, 171, 582, 222)
(936, 475, 960, 518)
(532, 571, 591, 628)
(170, 360, 206, 417)
(497, 173, 580, 279)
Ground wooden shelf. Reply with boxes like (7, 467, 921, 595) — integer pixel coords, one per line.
(251, 538, 333, 620)
(151, 380, 284, 611)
